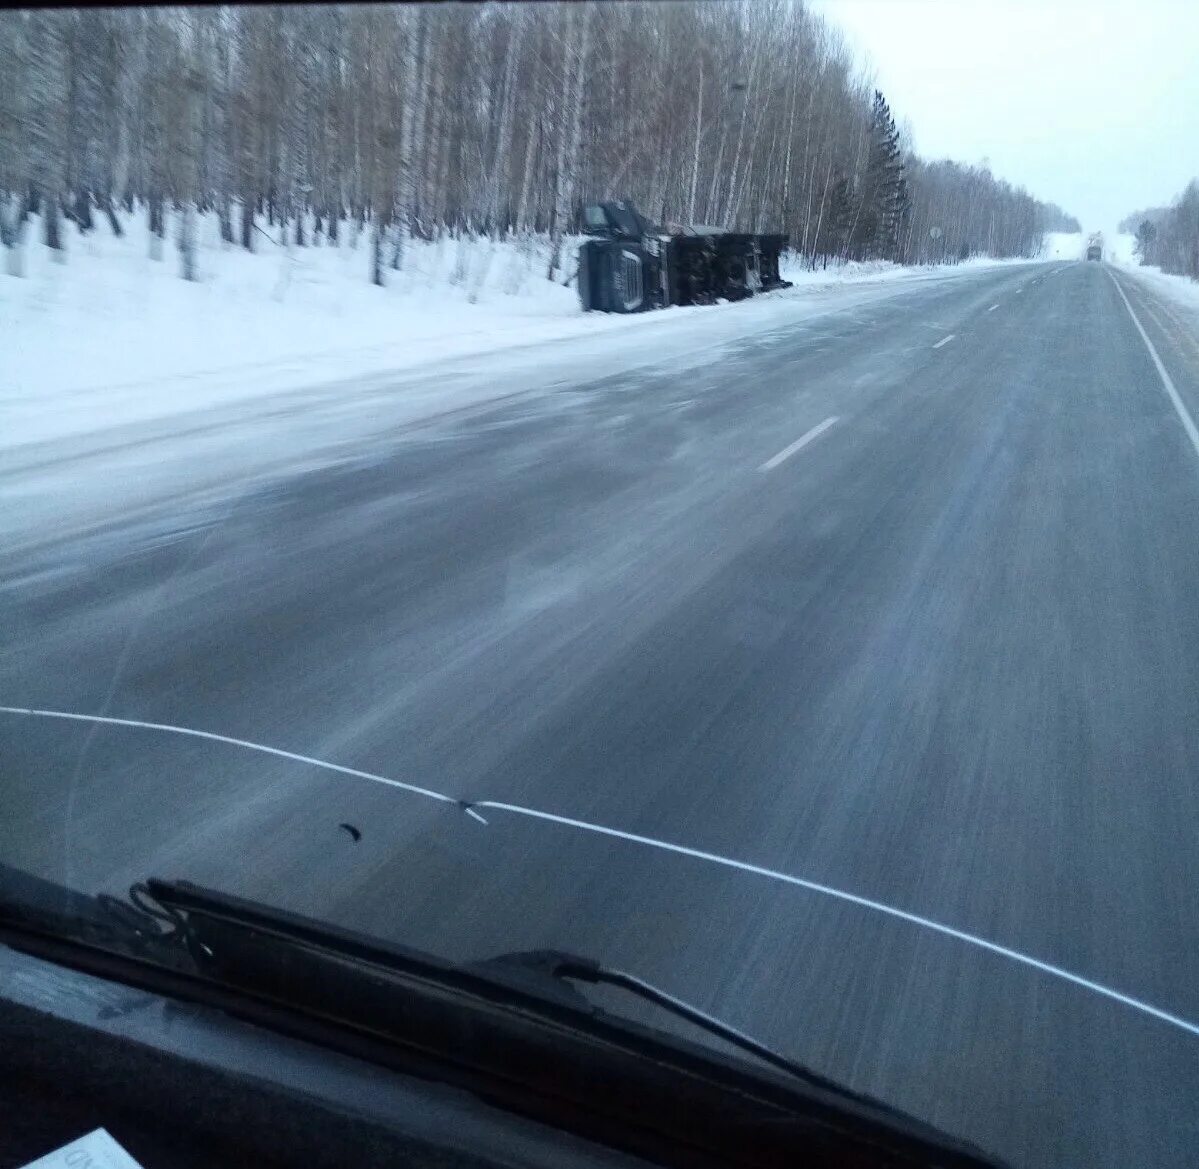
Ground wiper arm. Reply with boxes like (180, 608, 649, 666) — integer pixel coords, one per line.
(549, 955, 846, 1094)
(145, 879, 828, 1090)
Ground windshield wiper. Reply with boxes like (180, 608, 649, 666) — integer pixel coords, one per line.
(496, 951, 852, 1094)
(0, 871, 1006, 1168)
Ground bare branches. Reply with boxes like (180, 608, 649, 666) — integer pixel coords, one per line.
(1131, 181, 1199, 279)
(0, 2, 1069, 279)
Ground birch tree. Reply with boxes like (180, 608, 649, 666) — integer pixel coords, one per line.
(0, 1, 1070, 282)
(546, 4, 591, 280)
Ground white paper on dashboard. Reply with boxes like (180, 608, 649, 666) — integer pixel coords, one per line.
(17, 1127, 146, 1169)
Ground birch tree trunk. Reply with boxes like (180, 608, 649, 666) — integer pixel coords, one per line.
(546, 6, 591, 281)
(687, 54, 703, 225)
(392, 6, 426, 271)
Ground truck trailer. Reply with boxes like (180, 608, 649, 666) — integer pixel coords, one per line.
(578, 201, 792, 313)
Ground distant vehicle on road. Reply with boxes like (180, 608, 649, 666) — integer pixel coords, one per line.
(1086, 245, 1102, 261)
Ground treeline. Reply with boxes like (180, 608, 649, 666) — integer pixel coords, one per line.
(904, 159, 1078, 264)
(0, 2, 1072, 284)
(1125, 182, 1199, 280)
(1118, 206, 1168, 235)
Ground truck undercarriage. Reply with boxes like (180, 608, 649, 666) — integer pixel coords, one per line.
(578, 201, 792, 313)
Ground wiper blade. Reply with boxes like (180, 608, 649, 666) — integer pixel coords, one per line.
(139, 879, 1004, 1168)
(0, 869, 1006, 1168)
(148, 879, 829, 1088)
(546, 954, 851, 1096)
(477, 948, 861, 1101)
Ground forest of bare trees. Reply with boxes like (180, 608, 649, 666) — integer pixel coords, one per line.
(0, 2, 1077, 286)
(1124, 182, 1199, 281)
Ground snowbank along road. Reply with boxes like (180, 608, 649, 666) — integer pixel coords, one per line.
(5, 259, 1199, 1169)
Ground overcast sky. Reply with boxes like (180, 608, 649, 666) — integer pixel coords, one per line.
(809, 0, 1199, 233)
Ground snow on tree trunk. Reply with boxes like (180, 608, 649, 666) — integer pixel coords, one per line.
(217, 195, 233, 244)
(371, 217, 385, 287)
(178, 200, 197, 280)
(100, 193, 124, 236)
(240, 199, 253, 251)
(3, 201, 27, 276)
(43, 195, 63, 252)
(147, 188, 166, 259)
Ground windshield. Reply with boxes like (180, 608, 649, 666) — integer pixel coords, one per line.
(3, 3, 1199, 1166)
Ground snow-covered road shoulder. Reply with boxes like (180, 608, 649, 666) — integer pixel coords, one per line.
(2, 210, 1044, 555)
(4, 209, 1029, 453)
(1111, 255, 1199, 319)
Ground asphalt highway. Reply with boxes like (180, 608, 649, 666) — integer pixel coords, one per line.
(5, 260, 1199, 1167)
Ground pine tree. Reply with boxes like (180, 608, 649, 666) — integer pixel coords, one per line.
(856, 90, 905, 261)
(826, 174, 856, 265)
(1135, 218, 1157, 262)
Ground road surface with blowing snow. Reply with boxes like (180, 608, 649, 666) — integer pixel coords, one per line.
(4, 260, 1199, 1168)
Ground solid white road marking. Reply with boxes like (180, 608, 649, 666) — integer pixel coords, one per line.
(1108, 271, 1199, 462)
(3, 702, 1199, 1042)
(987, 304, 1000, 312)
(932, 334, 956, 348)
(759, 417, 839, 471)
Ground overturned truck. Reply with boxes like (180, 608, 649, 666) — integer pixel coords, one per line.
(578, 201, 792, 313)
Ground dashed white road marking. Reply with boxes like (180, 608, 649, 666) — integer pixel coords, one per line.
(1108, 271, 1199, 463)
(759, 416, 839, 471)
(932, 334, 956, 349)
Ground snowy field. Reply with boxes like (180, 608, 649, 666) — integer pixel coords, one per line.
(4, 208, 1035, 452)
(1117, 260, 1199, 311)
